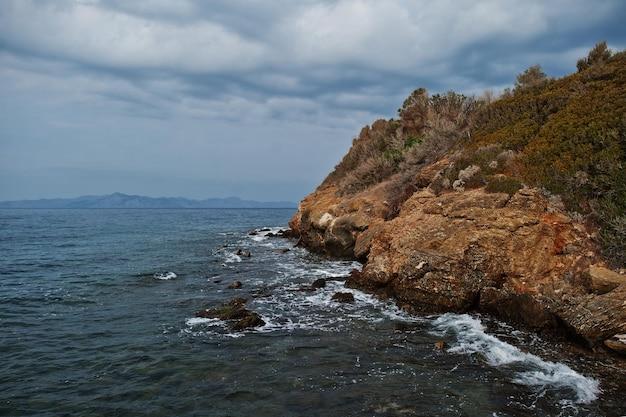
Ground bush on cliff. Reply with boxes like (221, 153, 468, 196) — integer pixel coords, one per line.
(320, 43, 625, 266)
(323, 90, 482, 195)
(470, 46, 626, 266)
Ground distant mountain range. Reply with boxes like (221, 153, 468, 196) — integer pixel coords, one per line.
(0, 193, 297, 209)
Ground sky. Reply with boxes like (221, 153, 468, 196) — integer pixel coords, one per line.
(1, 0, 625, 202)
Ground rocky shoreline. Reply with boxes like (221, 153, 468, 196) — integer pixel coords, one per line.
(289, 175, 626, 358)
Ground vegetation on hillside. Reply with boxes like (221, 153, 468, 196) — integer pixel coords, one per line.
(471, 43, 625, 266)
(322, 43, 625, 267)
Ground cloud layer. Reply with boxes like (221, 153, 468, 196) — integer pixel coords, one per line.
(1, 0, 625, 200)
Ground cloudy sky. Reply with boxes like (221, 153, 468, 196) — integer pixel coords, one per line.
(1, 0, 625, 202)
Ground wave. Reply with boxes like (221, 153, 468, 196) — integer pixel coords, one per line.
(248, 227, 285, 242)
(223, 253, 242, 263)
(432, 313, 600, 404)
(153, 271, 177, 280)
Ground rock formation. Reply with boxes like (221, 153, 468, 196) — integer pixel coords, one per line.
(290, 48, 626, 355)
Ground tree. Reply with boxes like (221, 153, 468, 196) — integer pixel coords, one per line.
(577, 41, 612, 72)
(398, 87, 429, 120)
(514, 65, 548, 92)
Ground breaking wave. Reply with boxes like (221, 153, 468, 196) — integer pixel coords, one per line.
(432, 313, 600, 404)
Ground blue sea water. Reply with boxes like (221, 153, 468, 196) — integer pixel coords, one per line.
(0, 209, 624, 417)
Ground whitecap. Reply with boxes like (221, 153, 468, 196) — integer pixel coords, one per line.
(432, 313, 600, 404)
(153, 271, 177, 280)
(248, 226, 286, 242)
(223, 253, 242, 263)
(185, 317, 223, 326)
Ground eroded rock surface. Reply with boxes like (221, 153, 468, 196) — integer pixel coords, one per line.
(291, 164, 626, 354)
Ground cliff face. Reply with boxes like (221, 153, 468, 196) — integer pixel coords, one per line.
(290, 49, 626, 355)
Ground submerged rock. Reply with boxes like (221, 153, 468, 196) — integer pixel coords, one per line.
(236, 249, 251, 258)
(393, 322, 420, 332)
(195, 297, 265, 330)
(331, 292, 355, 303)
(311, 278, 326, 289)
(231, 312, 265, 330)
(195, 297, 248, 320)
(227, 280, 243, 289)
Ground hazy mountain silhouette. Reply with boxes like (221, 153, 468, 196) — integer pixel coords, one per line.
(0, 193, 296, 209)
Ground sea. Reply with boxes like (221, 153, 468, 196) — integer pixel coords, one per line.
(1, 209, 624, 417)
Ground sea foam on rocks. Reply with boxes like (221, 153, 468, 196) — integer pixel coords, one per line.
(432, 313, 600, 404)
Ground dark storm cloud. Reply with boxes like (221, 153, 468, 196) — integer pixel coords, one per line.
(0, 0, 625, 201)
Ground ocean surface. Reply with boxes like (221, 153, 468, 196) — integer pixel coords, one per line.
(1, 209, 624, 417)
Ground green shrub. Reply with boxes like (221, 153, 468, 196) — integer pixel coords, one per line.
(485, 176, 523, 196)
(514, 65, 549, 92)
(600, 214, 626, 267)
(471, 45, 626, 266)
(577, 41, 612, 72)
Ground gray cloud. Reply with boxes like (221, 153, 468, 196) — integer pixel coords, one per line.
(1, 0, 625, 201)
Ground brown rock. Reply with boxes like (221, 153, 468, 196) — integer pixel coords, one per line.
(228, 281, 242, 289)
(434, 340, 446, 350)
(331, 292, 355, 303)
(588, 265, 625, 294)
(195, 298, 265, 331)
(231, 312, 265, 330)
(604, 334, 626, 355)
(195, 297, 248, 320)
(290, 157, 626, 352)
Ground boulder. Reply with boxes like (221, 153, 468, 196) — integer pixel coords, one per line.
(604, 334, 626, 355)
(331, 292, 355, 303)
(588, 265, 625, 294)
(232, 312, 265, 330)
(195, 298, 265, 330)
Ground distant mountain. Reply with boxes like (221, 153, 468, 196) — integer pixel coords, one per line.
(0, 193, 297, 209)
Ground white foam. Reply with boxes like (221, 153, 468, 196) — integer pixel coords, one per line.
(185, 317, 223, 326)
(432, 313, 600, 404)
(153, 271, 177, 280)
(248, 227, 286, 242)
(223, 253, 242, 263)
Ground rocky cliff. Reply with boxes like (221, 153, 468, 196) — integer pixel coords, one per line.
(290, 45, 626, 355)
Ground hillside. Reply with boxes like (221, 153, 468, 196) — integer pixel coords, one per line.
(290, 44, 626, 355)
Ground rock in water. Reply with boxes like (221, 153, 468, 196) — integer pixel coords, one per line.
(194, 298, 265, 331)
(434, 340, 447, 350)
(195, 298, 248, 319)
(228, 280, 242, 289)
(331, 292, 355, 303)
(311, 278, 326, 289)
(232, 312, 265, 330)
(236, 249, 251, 258)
